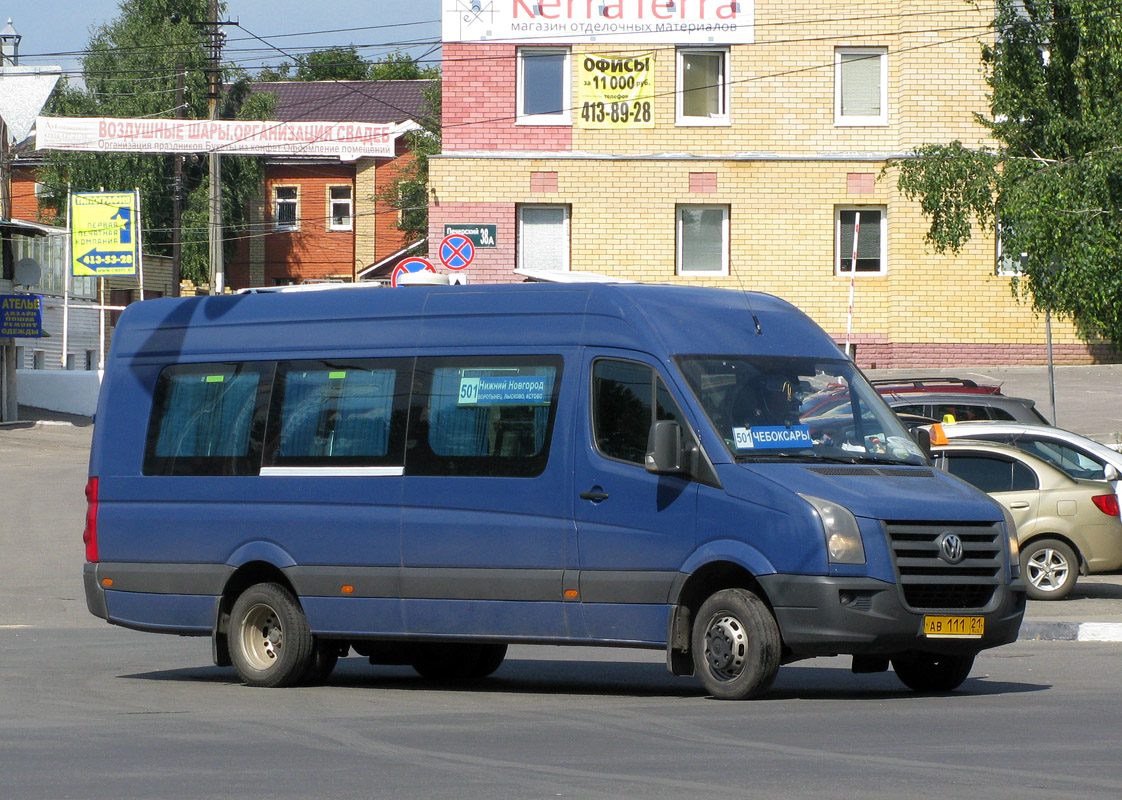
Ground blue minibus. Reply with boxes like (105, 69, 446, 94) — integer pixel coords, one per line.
(83, 283, 1025, 699)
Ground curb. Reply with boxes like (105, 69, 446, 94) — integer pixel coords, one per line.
(1018, 622, 1122, 642)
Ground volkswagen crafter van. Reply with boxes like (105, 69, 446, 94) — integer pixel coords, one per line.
(83, 283, 1025, 699)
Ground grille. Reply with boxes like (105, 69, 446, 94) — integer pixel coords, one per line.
(884, 521, 1004, 610)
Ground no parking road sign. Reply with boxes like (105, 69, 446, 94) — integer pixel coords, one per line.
(391, 257, 437, 287)
(439, 234, 475, 271)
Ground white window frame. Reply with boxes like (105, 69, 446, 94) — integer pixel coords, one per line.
(835, 206, 887, 276)
(676, 204, 730, 276)
(274, 185, 299, 231)
(676, 47, 731, 126)
(835, 47, 888, 126)
(517, 204, 571, 271)
(516, 47, 571, 125)
(996, 225, 1026, 277)
(327, 185, 353, 231)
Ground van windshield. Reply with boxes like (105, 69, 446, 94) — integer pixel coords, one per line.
(675, 355, 926, 464)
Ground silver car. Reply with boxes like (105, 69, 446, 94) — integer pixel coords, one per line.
(931, 439, 1122, 600)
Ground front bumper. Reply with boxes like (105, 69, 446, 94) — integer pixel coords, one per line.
(757, 574, 1027, 659)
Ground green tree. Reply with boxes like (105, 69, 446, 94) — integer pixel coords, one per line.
(38, 0, 271, 286)
(385, 75, 441, 245)
(885, 1, 1122, 344)
(260, 47, 439, 82)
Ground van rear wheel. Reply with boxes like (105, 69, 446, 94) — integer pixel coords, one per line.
(410, 642, 508, 681)
(691, 588, 781, 700)
(229, 583, 314, 688)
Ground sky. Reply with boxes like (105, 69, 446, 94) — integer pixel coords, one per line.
(4, 0, 444, 77)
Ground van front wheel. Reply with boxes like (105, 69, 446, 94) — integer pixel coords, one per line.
(229, 583, 314, 687)
(691, 588, 781, 700)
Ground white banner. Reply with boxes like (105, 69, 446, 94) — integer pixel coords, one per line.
(36, 116, 418, 161)
(443, 0, 754, 44)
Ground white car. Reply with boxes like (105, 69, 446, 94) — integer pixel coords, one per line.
(933, 421, 1122, 510)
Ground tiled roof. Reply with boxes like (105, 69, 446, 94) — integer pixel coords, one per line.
(246, 80, 433, 125)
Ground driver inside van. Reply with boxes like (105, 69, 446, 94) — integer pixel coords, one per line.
(732, 373, 802, 427)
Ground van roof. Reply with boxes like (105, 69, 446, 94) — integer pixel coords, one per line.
(109, 282, 842, 362)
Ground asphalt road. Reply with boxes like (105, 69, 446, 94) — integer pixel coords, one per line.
(4, 400, 1122, 799)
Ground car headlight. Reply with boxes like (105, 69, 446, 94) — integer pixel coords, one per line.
(800, 494, 866, 565)
(1001, 505, 1020, 578)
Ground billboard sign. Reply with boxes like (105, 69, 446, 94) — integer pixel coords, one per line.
(442, 0, 754, 44)
(37, 117, 417, 161)
(71, 192, 139, 277)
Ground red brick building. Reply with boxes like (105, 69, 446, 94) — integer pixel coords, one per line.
(228, 80, 432, 288)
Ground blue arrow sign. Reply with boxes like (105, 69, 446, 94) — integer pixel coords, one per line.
(76, 248, 136, 271)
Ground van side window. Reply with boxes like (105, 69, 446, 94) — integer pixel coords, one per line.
(406, 356, 562, 477)
(592, 359, 685, 465)
(263, 359, 410, 468)
(144, 362, 272, 476)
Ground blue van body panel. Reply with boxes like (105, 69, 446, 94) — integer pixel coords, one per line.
(86, 283, 1025, 669)
(227, 540, 298, 570)
(105, 590, 217, 634)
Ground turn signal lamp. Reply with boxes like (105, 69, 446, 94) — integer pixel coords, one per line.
(341, 585, 355, 594)
(83, 478, 99, 563)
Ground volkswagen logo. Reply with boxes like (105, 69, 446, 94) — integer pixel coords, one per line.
(937, 532, 965, 564)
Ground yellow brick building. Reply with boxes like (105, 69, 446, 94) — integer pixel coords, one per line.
(431, 0, 1114, 366)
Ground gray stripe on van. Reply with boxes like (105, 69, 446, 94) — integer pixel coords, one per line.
(94, 562, 679, 606)
(94, 563, 233, 595)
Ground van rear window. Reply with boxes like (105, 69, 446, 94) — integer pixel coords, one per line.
(263, 359, 409, 468)
(144, 363, 271, 476)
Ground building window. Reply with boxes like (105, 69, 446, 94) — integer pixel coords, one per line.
(836, 207, 886, 275)
(517, 205, 570, 271)
(996, 224, 1026, 277)
(85, 350, 98, 371)
(677, 48, 730, 125)
(517, 47, 570, 125)
(328, 185, 353, 231)
(835, 48, 887, 126)
(33, 350, 45, 370)
(274, 186, 299, 230)
(676, 205, 729, 276)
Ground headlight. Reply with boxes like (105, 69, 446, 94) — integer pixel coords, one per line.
(1001, 505, 1020, 578)
(800, 494, 866, 565)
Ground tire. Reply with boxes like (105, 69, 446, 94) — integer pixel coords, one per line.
(892, 653, 975, 693)
(300, 640, 344, 685)
(410, 642, 508, 681)
(228, 583, 314, 688)
(1021, 538, 1079, 601)
(691, 588, 781, 700)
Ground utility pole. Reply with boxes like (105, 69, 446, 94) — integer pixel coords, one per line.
(172, 62, 184, 297)
(206, 0, 224, 295)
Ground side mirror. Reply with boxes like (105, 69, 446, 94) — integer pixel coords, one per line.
(1105, 464, 1120, 482)
(913, 426, 934, 461)
(646, 420, 690, 475)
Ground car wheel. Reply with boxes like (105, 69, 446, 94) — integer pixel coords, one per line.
(228, 583, 314, 688)
(1021, 538, 1079, 601)
(691, 588, 781, 700)
(892, 653, 975, 693)
(411, 643, 508, 681)
(300, 640, 344, 685)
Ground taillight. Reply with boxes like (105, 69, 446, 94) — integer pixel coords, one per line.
(83, 477, 99, 562)
(1092, 493, 1119, 517)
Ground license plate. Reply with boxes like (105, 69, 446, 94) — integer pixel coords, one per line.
(923, 615, 984, 638)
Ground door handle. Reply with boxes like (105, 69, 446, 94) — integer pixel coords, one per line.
(1008, 501, 1030, 509)
(580, 488, 610, 502)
